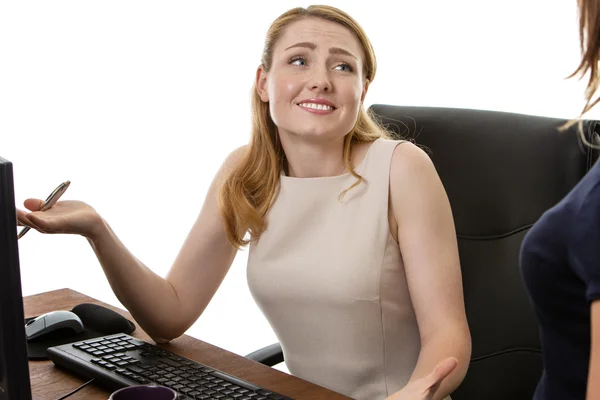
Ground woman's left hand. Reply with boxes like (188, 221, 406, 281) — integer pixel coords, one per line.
(385, 357, 458, 400)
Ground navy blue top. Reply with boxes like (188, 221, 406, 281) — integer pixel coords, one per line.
(520, 159, 600, 400)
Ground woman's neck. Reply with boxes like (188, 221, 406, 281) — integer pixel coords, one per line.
(280, 135, 347, 178)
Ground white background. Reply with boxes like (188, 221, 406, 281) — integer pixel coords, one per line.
(1, 0, 595, 372)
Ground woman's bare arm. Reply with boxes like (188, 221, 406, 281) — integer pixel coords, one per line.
(21, 146, 247, 342)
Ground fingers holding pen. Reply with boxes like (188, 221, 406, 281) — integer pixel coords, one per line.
(21, 202, 66, 234)
(17, 197, 63, 234)
(17, 181, 71, 237)
(16, 182, 101, 238)
(16, 204, 48, 234)
(23, 198, 46, 212)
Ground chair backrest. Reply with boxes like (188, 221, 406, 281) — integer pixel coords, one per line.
(368, 104, 600, 400)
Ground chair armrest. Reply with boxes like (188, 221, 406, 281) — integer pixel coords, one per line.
(245, 343, 284, 366)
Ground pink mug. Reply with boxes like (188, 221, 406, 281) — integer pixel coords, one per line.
(108, 385, 178, 400)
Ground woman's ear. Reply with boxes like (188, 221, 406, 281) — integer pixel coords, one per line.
(361, 80, 370, 104)
(256, 65, 269, 102)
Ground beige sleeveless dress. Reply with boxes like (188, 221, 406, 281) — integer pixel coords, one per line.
(247, 138, 422, 400)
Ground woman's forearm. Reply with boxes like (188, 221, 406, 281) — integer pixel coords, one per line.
(407, 328, 472, 399)
(86, 217, 184, 341)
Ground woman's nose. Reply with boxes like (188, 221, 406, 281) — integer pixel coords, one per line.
(308, 67, 332, 92)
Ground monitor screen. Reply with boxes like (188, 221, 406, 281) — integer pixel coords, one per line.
(0, 157, 32, 400)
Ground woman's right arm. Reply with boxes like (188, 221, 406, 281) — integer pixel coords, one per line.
(18, 146, 247, 343)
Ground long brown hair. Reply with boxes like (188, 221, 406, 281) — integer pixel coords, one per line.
(572, 0, 600, 116)
(218, 5, 392, 248)
(564, 0, 600, 148)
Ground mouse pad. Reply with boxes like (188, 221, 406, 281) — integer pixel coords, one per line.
(25, 303, 136, 360)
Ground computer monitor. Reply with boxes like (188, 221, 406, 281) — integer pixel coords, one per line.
(0, 156, 32, 400)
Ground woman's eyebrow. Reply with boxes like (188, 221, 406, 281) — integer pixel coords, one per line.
(285, 41, 316, 51)
(329, 46, 357, 60)
(284, 42, 357, 60)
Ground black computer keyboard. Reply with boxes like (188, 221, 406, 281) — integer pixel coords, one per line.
(47, 333, 293, 400)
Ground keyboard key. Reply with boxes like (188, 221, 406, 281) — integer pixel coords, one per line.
(126, 365, 145, 374)
(161, 358, 183, 367)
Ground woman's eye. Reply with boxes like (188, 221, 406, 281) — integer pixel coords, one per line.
(335, 63, 353, 72)
(289, 57, 307, 66)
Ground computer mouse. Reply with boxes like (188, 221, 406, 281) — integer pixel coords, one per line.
(25, 310, 85, 341)
(71, 303, 135, 334)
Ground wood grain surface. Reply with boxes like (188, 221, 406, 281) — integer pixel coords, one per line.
(24, 288, 350, 400)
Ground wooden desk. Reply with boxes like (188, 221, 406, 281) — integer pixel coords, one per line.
(24, 289, 350, 400)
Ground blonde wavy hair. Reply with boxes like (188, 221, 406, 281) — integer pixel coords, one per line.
(218, 5, 392, 248)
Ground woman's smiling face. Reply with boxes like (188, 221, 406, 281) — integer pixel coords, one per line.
(256, 17, 368, 142)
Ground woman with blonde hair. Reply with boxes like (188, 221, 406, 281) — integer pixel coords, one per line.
(520, 1, 600, 399)
(18, 5, 471, 399)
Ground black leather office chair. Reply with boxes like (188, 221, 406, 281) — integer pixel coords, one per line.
(246, 104, 600, 400)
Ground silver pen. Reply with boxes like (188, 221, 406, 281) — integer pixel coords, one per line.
(18, 180, 71, 239)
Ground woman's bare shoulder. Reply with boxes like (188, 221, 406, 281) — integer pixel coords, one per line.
(390, 140, 435, 179)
